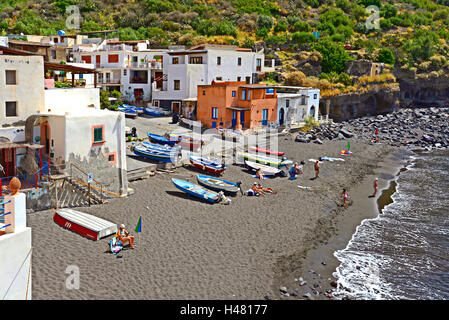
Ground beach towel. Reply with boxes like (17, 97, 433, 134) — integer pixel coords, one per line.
(309, 159, 324, 163)
(319, 156, 345, 162)
(108, 237, 123, 255)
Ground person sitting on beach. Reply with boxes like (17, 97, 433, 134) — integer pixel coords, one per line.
(250, 182, 265, 196)
(258, 183, 277, 194)
(314, 160, 320, 179)
(289, 162, 302, 180)
(218, 191, 231, 205)
(116, 224, 135, 249)
(341, 189, 350, 207)
(256, 168, 264, 180)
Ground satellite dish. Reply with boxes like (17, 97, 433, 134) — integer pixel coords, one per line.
(58, 30, 66, 36)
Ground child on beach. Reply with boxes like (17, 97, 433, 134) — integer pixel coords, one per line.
(256, 168, 264, 180)
(341, 189, 350, 207)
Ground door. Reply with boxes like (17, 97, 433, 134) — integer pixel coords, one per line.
(0, 148, 16, 178)
(172, 102, 181, 113)
(155, 72, 163, 89)
(240, 111, 245, 127)
(231, 111, 237, 128)
(279, 108, 285, 126)
(40, 122, 51, 156)
(310, 106, 316, 119)
(134, 89, 144, 102)
(96, 55, 100, 67)
(262, 109, 268, 126)
(212, 121, 217, 129)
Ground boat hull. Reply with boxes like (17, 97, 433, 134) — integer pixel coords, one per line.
(189, 155, 226, 174)
(196, 175, 239, 195)
(250, 146, 285, 156)
(147, 132, 178, 146)
(132, 145, 176, 163)
(244, 160, 282, 176)
(238, 152, 293, 168)
(172, 178, 220, 203)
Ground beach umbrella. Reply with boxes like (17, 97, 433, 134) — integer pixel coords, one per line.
(135, 216, 142, 245)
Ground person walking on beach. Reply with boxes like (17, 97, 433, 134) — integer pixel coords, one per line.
(341, 189, 350, 208)
(372, 178, 378, 197)
(314, 160, 320, 179)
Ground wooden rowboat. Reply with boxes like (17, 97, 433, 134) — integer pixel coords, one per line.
(244, 160, 282, 176)
(196, 175, 239, 195)
(131, 145, 177, 163)
(147, 132, 178, 146)
(53, 209, 117, 241)
(168, 133, 203, 151)
(172, 178, 220, 203)
(189, 155, 226, 175)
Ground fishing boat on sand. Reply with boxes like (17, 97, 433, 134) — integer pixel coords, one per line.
(117, 106, 137, 118)
(142, 141, 179, 153)
(249, 146, 285, 156)
(144, 108, 168, 117)
(53, 209, 117, 241)
(189, 155, 226, 175)
(196, 175, 239, 195)
(123, 104, 144, 115)
(147, 132, 178, 146)
(172, 178, 220, 203)
(168, 133, 203, 150)
(238, 152, 293, 168)
(131, 144, 177, 163)
(244, 160, 283, 176)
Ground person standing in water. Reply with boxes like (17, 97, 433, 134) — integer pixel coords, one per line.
(372, 178, 378, 197)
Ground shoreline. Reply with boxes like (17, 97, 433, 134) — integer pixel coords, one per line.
(273, 148, 415, 300)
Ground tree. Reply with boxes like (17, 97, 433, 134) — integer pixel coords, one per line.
(291, 32, 316, 44)
(377, 48, 395, 65)
(293, 20, 311, 32)
(257, 15, 274, 30)
(100, 90, 111, 110)
(312, 39, 351, 73)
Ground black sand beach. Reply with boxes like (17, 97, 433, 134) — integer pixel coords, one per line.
(27, 135, 404, 300)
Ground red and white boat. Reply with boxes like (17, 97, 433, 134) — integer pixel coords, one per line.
(189, 154, 226, 175)
(250, 146, 285, 156)
(53, 209, 117, 241)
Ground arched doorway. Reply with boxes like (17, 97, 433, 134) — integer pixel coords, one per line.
(309, 106, 316, 120)
(279, 108, 285, 126)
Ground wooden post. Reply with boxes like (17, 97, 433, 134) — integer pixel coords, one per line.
(94, 72, 97, 88)
(54, 179, 59, 210)
(72, 72, 75, 87)
(88, 183, 91, 207)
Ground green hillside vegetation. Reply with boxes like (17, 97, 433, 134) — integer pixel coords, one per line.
(1, 0, 449, 96)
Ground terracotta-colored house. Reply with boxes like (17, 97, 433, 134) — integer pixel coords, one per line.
(197, 81, 278, 130)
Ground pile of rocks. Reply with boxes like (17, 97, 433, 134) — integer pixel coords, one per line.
(295, 107, 449, 150)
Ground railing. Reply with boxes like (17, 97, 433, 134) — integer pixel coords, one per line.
(0, 198, 12, 231)
(0, 174, 40, 197)
(69, 163, 123, 200)
(99, 79, 121, 84)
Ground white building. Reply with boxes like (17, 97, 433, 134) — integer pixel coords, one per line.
(72, 40, 165, 103)
(276, 87, 320, 126)
(151, 44, 273, 113)
(0, 192, 32, 300)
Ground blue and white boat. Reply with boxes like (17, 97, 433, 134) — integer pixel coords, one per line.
(147, 132, 178, 146)
(123, 104, 144, 115)
(145, 108, 167, 117)
(131, 145, 176, 163)
(142, 141, 178, 153)
(118, 106, 137, 118)
(171, 178, 220, 203)
(196, 175, 239, 195)
(188, 154, 226, 174)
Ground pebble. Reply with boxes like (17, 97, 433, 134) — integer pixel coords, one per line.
(264, 295, 271, 300)
(298, 277, 304, 282)
(322, 261, 326, 266)
(291, 292, 297, 297)
(279, 286, 287, 293)
(283, 293, 290, 297)
(300, 281, 307, 286)
(303, 293, 312, 299)
(331, 280, 338, 288)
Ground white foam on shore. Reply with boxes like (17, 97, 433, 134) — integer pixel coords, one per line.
(331, 158, 417, 300)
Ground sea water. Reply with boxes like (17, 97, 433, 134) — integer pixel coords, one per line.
(333, 150, 449, 300)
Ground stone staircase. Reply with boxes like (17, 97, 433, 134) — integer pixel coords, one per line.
(56, 178, 106, 208)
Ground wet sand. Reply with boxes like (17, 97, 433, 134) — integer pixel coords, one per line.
(28, 135, 402, 300)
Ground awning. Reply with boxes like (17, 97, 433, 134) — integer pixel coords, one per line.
(182, 97, 197, 102)
(226, 107, 251, 111)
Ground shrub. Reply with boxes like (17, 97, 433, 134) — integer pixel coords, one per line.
(274, 22, 287, 33)
(257, 15, 274, 30)
(312, 39, 351, 73)
(291, 32, 316, 44)
(376, 48, 395, 65)
(293, 20, 311, 32)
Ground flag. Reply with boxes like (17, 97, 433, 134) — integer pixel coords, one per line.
(135, 216, 142, 233)
(347, 141, 351, 150)
(375, 128, 378, 135)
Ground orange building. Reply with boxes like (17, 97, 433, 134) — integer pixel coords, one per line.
(197, 81, 278, 130)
